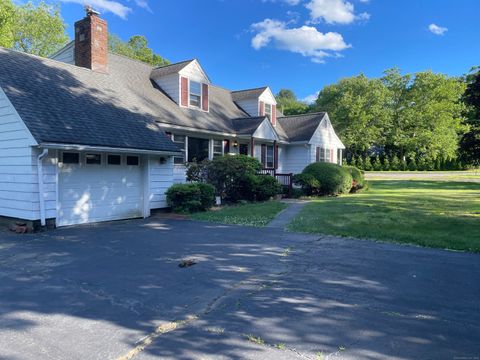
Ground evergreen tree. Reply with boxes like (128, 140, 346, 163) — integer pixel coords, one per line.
(372, 155, 382, 171)
(363, 156, 373, 171)
(383, 156, 391, 171)
(408, 158, 417, 171)
(390, 155, 400, 171)
(355, 156, 364, 170)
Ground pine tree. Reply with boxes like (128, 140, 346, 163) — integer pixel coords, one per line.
(383, 156, 391, 171)
(408, 158, 417, 171)
(390, 155, 400, 171)
(355, 156, 364, 170)
(417, 157, 427, 171)
(364, 156, 373, 171)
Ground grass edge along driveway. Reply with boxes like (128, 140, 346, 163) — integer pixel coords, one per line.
(190, 201, 288, 227)
(288, 180, 480, 253)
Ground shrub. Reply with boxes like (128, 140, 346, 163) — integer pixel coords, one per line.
(293, 173, 321, 196)
(355, 156, 364, 170)
(344, 166, 366, 192)
(254, 175, 282, 201)
(408, 158, 417, 171)
(301, 162, 353, 195)
(166, 183, 215, 213)
(372, 155, 382, 171)
(186, 159, 210, 182)
(382, 156, 390, 171)
(390, 155, 400, 171)
(363, 156, 373, 171)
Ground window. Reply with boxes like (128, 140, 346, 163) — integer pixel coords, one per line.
(239, 143, 249, 155)
(317, 147, 327, 162)
(264, 103, 272, 119)
(266, 145, 274, 168)
(188, 137, 209, 162)
(213, 140, 223, 158)
(326, 148, 331, 163)
(172, 134, 186, 165)
(189, 81, 201, 108)
(62, 152, 79, 164)
(107, 155, 121, 165)
(127, 156, 139, 166)
(86, 153, 102, 165)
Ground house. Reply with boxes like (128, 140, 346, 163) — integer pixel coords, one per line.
(0, 9, 345, 228)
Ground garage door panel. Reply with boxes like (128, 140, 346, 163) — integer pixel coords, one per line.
(58, 162, 144, 226)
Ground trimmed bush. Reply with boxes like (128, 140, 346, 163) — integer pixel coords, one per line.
(301, 162, 353, 196)
(363, 156, 373, 171)
(372, 155, 382, 171)
(166, 183, 215, 213)
(254, 175, 282, 201)
(344, 165, 366, 192)
(293, 173, 321, 196)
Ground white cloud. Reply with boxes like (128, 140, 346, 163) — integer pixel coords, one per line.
(302, 91, 319, 104)
(251, 19, 350, 63)
(429, 23, 448, 36)
(61, 0, 132, 18)
(130, 0, 152, 12)
(306, 0, 369, 24)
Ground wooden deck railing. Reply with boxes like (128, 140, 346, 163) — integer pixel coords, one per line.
(259, 168, 293, 197)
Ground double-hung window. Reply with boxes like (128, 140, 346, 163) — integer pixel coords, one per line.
(189, 81, 201, 108)
(172, 134, 186, 165)
(212, 140, 223, 158)
(317, 147, 327, 162)
(325, 148, 331, 163)
(266, 145, 274, 168)
(264, 103, 272, 119)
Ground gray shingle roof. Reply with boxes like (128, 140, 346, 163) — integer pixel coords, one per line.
(231, 87, 268, 102)
(231, 117, 266, 135)
(277, 112, 326, 142)
(150, 59, 194, 78)
(0, 47, 180, 152)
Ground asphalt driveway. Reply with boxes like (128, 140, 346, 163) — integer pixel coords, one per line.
(0, 217, 479, 360)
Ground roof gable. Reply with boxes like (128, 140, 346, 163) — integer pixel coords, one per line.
(178, 59, 211, 84)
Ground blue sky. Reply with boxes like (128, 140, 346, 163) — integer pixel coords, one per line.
(56, 0, 479, 102)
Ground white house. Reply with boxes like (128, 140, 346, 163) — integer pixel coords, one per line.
(0, 9, 345, 228)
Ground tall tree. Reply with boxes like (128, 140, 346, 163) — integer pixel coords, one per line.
(0, 0, 15, 48)
(315, 75, 391, 155)
(275, 89, 311, 116)
(109, 34, 170, 66)
(460, 67, 480, 167)
(12, 1, 69, 57)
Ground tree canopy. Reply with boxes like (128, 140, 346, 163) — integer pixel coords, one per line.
(275, 89, 311, 115)
(0, 1, 69, 57)
(108, 34, 170, 67)
(460, 67, 480, 167)
(314, 68, 466, 162)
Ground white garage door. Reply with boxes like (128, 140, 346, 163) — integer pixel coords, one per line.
(57, 153, 144, 227)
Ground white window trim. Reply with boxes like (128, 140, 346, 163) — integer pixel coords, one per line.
(60, 151, 81, 165)
(85, 153, 102, 166)
(211, 139, 224, 159)
(172, 134, 187, 165)
(107, 154, 122, 166)
(189, 80, 202, 109)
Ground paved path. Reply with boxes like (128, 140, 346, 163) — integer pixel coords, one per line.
(266, 200, 310, 229)
(0, 218, 479, 360)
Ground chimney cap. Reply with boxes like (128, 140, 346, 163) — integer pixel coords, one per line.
(84, 5, 100, 17)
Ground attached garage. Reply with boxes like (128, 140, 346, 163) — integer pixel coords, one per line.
(57, 152, 146, 227)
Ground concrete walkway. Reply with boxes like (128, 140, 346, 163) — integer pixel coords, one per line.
(266, 200, 310, 229)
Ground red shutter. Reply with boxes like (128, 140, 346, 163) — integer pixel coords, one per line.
(316, 147, 320, 162)
(202, 83, 209, 111)
(261, 144, 266, 166)
(274, 144, 279, 169)
(223, 139, 230, 154)
(272, 105, 277, 126)
(180, 77, 188, 107)
(259, 101, 265, 116)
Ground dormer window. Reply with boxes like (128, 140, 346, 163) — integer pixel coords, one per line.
(189, 81, 202, 108)
(264, 103, 272, 119)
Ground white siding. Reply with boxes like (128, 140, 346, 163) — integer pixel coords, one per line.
(253, 120, 277, 140)
(309, 117, 343, 164)
(50, 42, 75, 65)
(178, 61, 210, 84)
(236, 99, 259, 117)
(154, 74, 180, 104)
(282, 144, 310, 174)
(277, 145, 286, 173)
(0, 87, 39, 220)
(258, 88, 277, 105)
(149, 155, 175, 209)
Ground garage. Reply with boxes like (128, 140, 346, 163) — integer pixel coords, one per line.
(57, 152, 145, 227)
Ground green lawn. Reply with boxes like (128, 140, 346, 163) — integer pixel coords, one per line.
(288, 180, 480, 252)
(190, 201, 288, 227)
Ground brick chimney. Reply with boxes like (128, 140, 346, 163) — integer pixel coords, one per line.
(74, 6, 108, 73)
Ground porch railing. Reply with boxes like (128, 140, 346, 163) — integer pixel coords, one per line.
(259, 168, 293, 197)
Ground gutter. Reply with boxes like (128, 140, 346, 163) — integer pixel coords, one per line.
(40, 143, 181, 156)
(37, 149, 49, 227)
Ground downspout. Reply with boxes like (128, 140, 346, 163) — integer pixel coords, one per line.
(37, 149, 49, 227)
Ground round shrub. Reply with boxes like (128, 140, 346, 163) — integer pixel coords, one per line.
(254, 175, 282, 201)
(344, 165, 366, 192)
(293, 173, 321, 196)
(301, 162, 353, 195)
(166, 183, 215, 213)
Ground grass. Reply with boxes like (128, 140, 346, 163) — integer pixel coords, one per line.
(288, 180, 480, 252)
(190, 201, 288, 227)
(366, 170, 480, 182)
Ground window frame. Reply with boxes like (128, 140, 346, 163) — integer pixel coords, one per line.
(187, 137, 209, 163)
(189, 80, 202, 108)
(61, 152, 80, 165)
(107, 154, 122, 166)
(319, 147, 327, 163)
(126, 155, 140, 166)
(266, 145, 274, 168)
(212, 139, 223, 158)
(264, 103, 272, 119)
(85, 153, 102, 166)
(172, 134, 187, 165)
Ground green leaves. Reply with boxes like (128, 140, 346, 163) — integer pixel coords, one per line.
(11, 1, 69, 57)
(0, 0, 15, 48)
(275, 88, 311, 115)
(108, 34, 170, 66)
